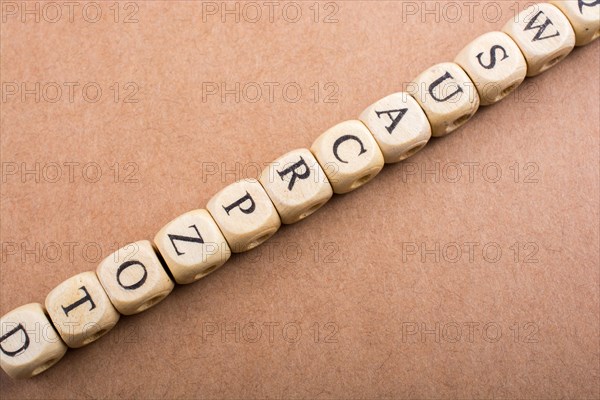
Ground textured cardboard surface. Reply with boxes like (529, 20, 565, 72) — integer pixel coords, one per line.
(1, 1, 598, 398)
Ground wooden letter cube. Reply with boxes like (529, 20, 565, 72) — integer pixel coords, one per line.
(310, 120, 384, 194)
(551, 0, 600, 46)
(96, 240, 174, 315)
(409, 62, 480, 137)
(259, 149, 333, 224)
(154, 209, 231, 284)
(1, 303, 67, 379)
(45, 271, 120, 348)
(503, 3, 575, 77)
(207, 178, 281, 252)
(359, 92, 432, 163)
(455, 31, 527, 105)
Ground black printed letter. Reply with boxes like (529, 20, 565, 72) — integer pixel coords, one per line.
(277, 157, 310, 191)
(223, 191, 256, 215)
(578, 0, 599, 14)
(61, 286, 96, 316)
(0, 324, 29, 357)
(524, 11, 560, 41)
(332, 135, 367, 164)
(168, 225, 204, 256)
(375, 108, 408, 134)
(428, 72, 463, 102)
(116, 261, 148, 290)
(476, 45, 509, 69)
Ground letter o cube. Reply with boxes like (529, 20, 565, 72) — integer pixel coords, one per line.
(96, 240, 174, 316)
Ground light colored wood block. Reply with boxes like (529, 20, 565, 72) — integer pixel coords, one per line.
(1, 303, 67, 379)
(45, 271, 120, 348)
(455, 31, 527, 106)
(154, 209, 231, 284)
(503, 3, 575, 77)
(409, 62, 480, 137)
(259, 149, 333, 224)
(551, 0, 600, 46)
(96, 240, 174, 315)
(359, 92, 431, 163)
(310, 120, 384, 194)
(207, 178, 281, 252)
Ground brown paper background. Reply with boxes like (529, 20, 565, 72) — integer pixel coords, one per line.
(1, 1, 598, 398)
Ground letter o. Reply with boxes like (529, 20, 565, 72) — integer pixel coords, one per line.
(116, 260, 148, 290)
(483, 242, 502, 263)
(241, 322, 262, 343)
(282, 2, 301, 23)
(483, 162, 502, 183)
(483, 322, 502, 342)
(42, 2, 62, 23)
(282, 322, 302, 343)
(442, 322, 461, 342)
(282, 82, 301, 103)
(82, 162, 102, 183)
(442, 162, 462, 183)
(442, 242, 462, 263)
(82, 82, 102, 103)
(82, 242, 103, 263)
(42, 162, 62, 183)
(483, 2, 502, 23)
(242, 2, 262, 23)
(42, 82, 62, 103)
(283, 243, 301, 263)
(442, 2, 462, 23)
(242, 82, 262, 103)
(42, 242, 62, 263)
(82, 2, 102, 22)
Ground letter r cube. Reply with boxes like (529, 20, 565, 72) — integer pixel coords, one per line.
(259, 149, 333, 224)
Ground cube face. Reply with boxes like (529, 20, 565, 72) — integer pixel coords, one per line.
(207, 178, 281, 252)
(455, 31, 527, 105)
(45, 272, 120, 348)
(359, 92, 431, 163)
(154, 209, 231, 284)
(503, 3, 575, 77)
(96, 240, 174, 315)
(551, 0, 600, 46)
(310, 120, 384, 194)
(259, 149, 333, 224)
(0, 303, 67, 379)
(409, 62, 480, 137)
